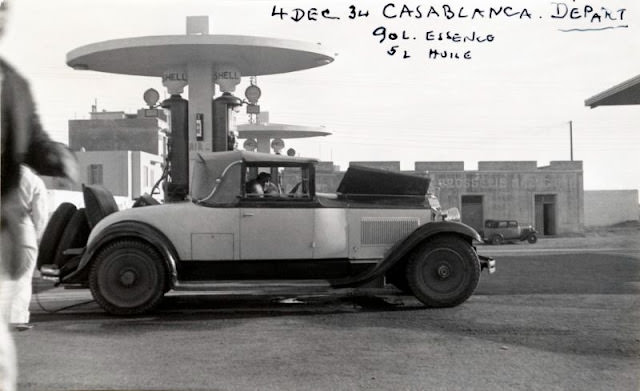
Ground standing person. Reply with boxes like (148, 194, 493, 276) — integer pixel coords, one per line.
(0, 0, 78, 389)
(8, 166, 48, 330)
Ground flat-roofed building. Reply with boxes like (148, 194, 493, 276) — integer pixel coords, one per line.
(417, 160, 584, 235)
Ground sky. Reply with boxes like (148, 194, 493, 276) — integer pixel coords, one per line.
(1, 0, 639, 193)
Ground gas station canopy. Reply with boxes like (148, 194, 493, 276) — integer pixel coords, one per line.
(66, 16, 337, 190)
(237, 123, 331, 139)
(67, 35, 335, 77)
(585, 74, 640, 108)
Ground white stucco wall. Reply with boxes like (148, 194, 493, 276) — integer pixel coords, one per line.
(584, 190, 639, 226)
(46, 190, 132, 216)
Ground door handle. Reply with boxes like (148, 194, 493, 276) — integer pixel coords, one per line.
(242, 212, 255, 217)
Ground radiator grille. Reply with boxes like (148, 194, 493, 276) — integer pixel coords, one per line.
(361, 217, 420, 245)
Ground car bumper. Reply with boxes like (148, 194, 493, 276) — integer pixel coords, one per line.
(479, 255, 496, 274)
(40, 264, 60, 283)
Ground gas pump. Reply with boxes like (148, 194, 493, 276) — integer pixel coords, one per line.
(161, 94, 189, 202)
(212, 92, 243, 152)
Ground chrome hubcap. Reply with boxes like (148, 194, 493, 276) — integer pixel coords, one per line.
(119, 269, 137, 286)
(437, 264, 451, 279)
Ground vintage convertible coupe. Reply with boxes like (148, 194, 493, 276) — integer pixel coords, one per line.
(40, 151, 495, 315)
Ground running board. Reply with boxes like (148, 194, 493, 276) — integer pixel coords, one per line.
(173, 280, 333, 293)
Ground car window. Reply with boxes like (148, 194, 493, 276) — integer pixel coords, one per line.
(498, 221, 508, 228)
(243, 165, 312, 200)
(508, 221, 518, 228)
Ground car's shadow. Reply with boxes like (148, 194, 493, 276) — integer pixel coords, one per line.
(31, 288, 424, 324)
(158, 290, 418, 318)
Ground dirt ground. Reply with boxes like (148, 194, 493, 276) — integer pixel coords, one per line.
(18, 237, 640, 391)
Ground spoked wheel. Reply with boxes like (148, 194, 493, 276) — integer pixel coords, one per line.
(89, 240, 166, 315)
(406, 236, 480, 308)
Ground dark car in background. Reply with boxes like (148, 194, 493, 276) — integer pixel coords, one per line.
(482, 219, 538, 245)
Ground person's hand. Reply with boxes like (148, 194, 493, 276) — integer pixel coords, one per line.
(45, 144, 80, 185)
(59, 147, 80, 183)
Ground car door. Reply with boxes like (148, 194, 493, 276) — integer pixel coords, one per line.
(240, 162, 319, 260)
(239, 201, 315, 260)
(506, 221, 519, 239)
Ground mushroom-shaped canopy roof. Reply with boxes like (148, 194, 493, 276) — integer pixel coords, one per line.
(67, 35, 335, 77)
(237, 123, 331, 139)
(191, 150, 317, 205)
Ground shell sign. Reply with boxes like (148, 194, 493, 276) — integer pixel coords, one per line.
(213, 66, 241, 93)
(162, 69, 188, 95)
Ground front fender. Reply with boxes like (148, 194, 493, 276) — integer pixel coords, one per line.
(331, 221, 482, 288)
(62, 220, 179, 287)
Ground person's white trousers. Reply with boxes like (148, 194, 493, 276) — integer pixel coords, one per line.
(0, 272, 17, 391)
(9, 246, 36, 324)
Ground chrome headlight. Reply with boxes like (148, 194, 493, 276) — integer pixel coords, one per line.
(426, 193, 441, 209)
(442, 207, 461, 222)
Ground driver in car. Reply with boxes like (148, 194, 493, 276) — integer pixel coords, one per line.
(246, 172, 281, 196)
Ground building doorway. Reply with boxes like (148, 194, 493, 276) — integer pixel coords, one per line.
(461, 195, 484, 233)
(535, 194, 557, 236)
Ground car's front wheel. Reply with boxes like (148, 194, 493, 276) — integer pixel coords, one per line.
(406, 236, 480, 308)
(89, 240, 166, 315)
(527, 234, 538, 244)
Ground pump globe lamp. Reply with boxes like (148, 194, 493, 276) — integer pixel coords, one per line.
(143, 88, 160, 108)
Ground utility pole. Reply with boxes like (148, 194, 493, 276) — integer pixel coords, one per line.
(569, 120, 574, 161)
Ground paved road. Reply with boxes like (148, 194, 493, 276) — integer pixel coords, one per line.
(13, 245, 640, 391)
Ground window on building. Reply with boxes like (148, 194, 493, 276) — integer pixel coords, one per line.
(144, 165, 150, 187)
(88, 164, 103, 185)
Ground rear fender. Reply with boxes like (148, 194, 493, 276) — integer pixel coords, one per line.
(62, 220, 179, 288)
(331, 221, 482, 288)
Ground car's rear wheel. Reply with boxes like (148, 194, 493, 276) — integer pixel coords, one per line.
(89, 240, 166, 315)
(527, 234, 538, 244)
(490, 235, 503, 245)
(406, 236, 480, 308)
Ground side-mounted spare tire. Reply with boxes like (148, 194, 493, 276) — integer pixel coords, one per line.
(406, 235, 480, 308)
(52, 208, 91, 267)
(83, 184, 119, 229)
(37, 202, 77, 270)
